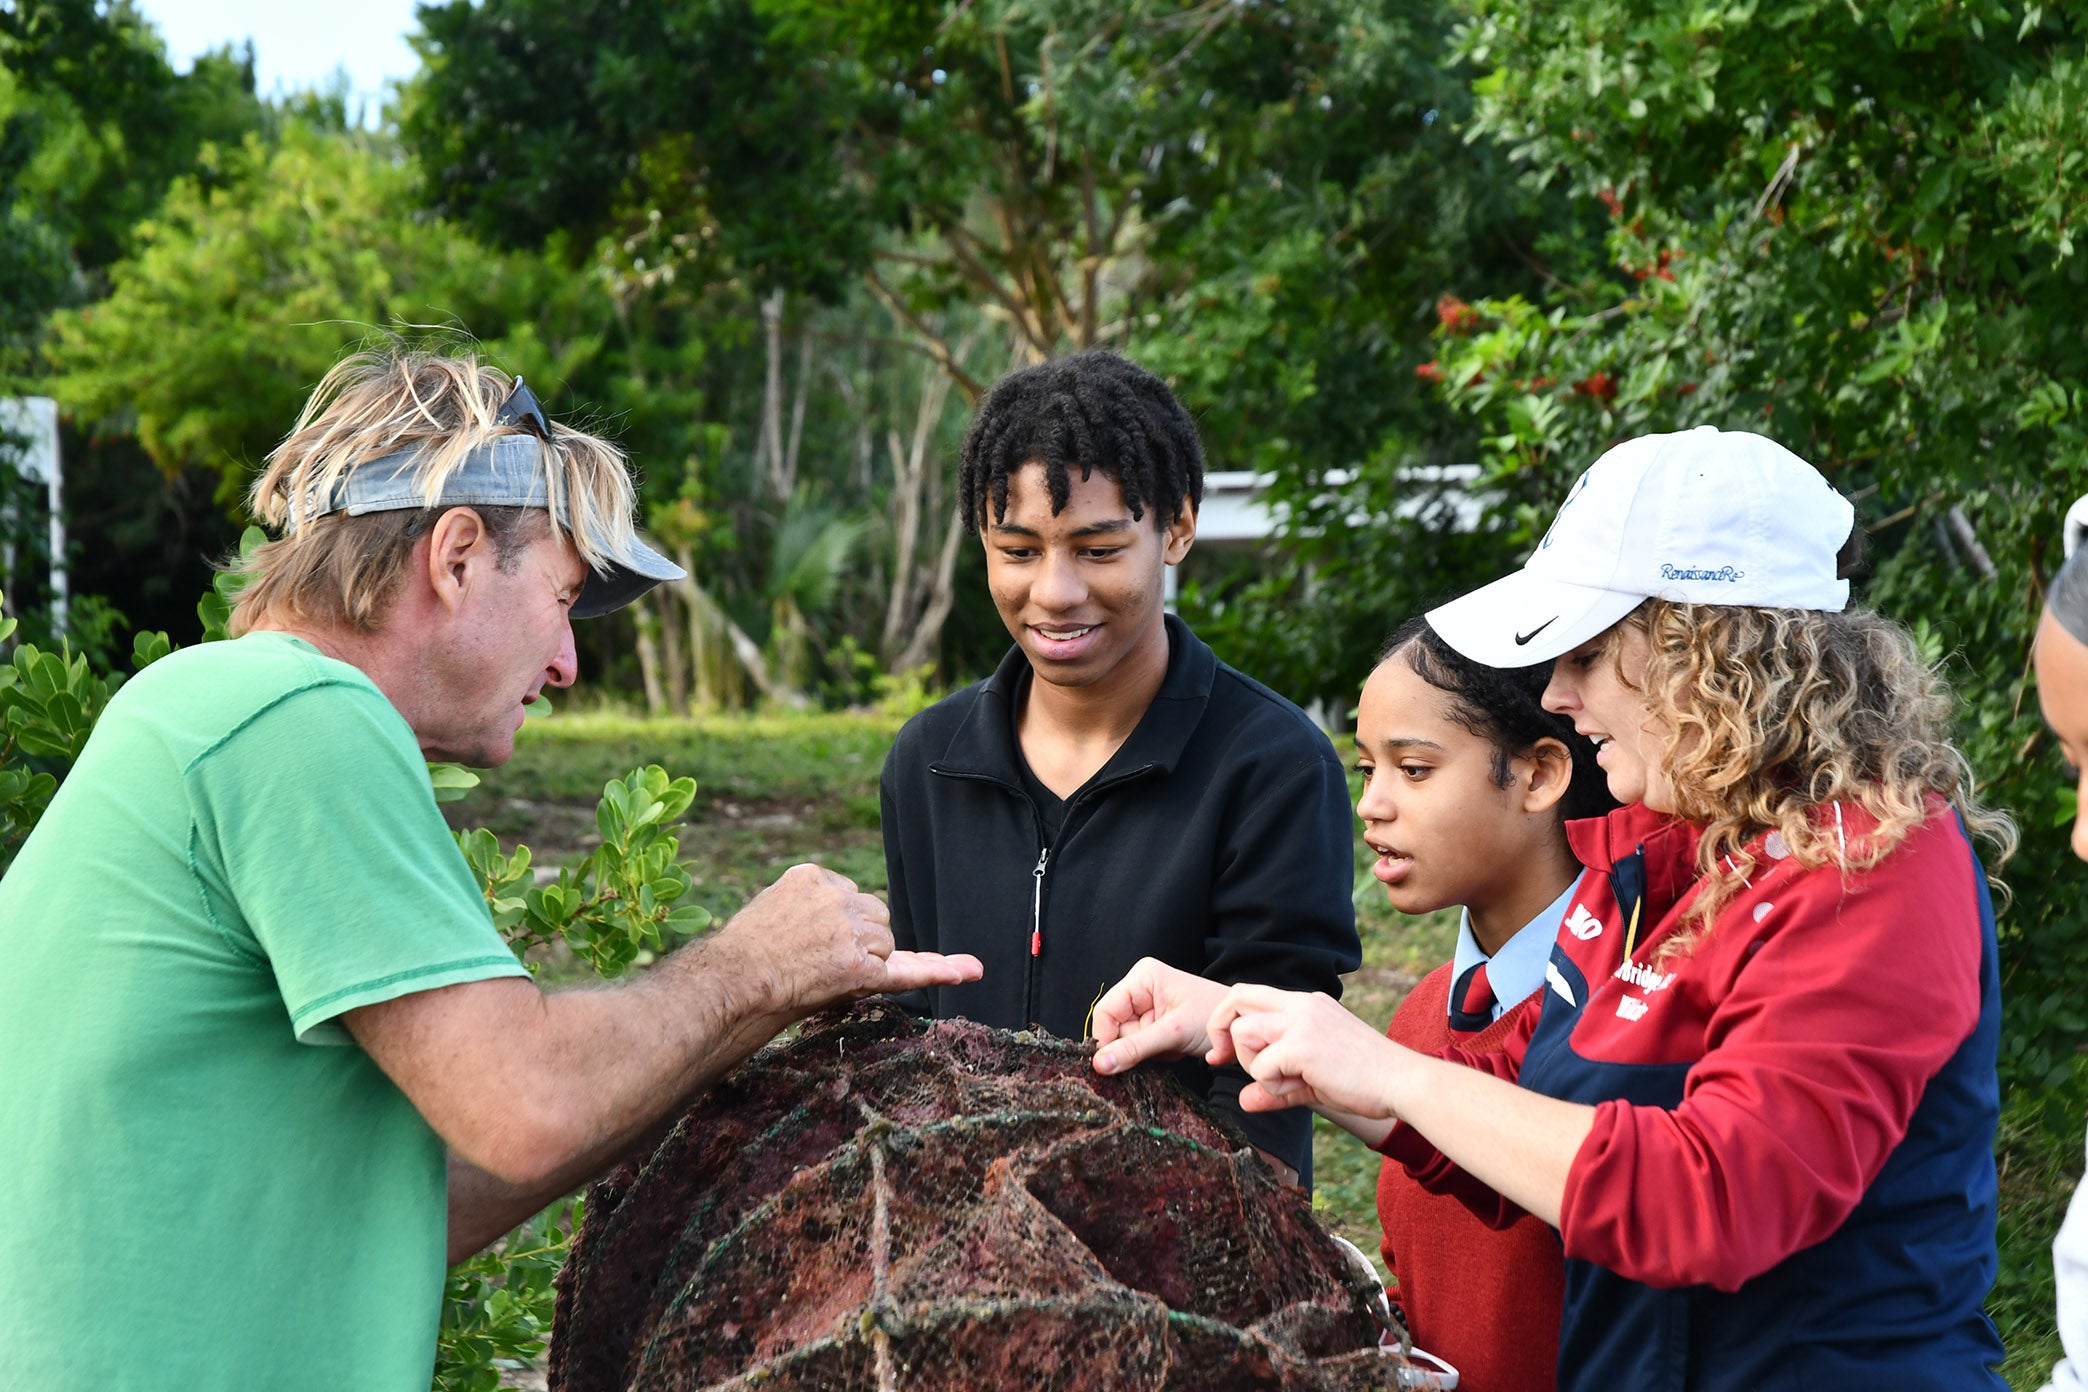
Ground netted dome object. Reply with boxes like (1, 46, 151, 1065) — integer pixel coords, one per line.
(548, 1000, 1410, 1392)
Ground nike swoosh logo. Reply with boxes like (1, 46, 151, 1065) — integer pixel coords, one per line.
(1514, 617, 1558, 646)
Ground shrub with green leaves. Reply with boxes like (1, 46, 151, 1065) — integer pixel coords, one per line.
(436, 1197, 584, 1392)
(0, 619, 108, 858)
(458, 765, 713, 977)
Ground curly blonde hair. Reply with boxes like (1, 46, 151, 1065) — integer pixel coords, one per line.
(1609, 600, 2015, 951)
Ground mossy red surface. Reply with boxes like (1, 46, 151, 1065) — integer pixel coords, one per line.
(550, 1001, 1409, 1392)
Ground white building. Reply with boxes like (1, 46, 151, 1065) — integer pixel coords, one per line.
(1170, 464, 1484, 604)
(1, 397, 65, 633)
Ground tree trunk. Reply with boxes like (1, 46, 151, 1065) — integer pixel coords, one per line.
(657, 582, 688, 714)
(667, 546, 805, 710)
(895, 508, 965, 674)
(757, 288, 789, 503)
(633, 597, 668, 716)
(781, 323, 812, 502)
(879, 424, 923, 663)
(878, 338, 968, 666)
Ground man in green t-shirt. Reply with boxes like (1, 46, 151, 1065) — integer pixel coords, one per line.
(0, 348, 982, 1391)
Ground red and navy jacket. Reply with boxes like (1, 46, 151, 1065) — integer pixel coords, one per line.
(1380, 797, 2005, 1392)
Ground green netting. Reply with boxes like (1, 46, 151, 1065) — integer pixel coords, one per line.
(549, 1000, 1409, 1391)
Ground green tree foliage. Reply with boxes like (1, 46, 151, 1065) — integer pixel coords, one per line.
(37, 123, 615, 505)
(1376, 7, 2086, 1374)
(0, 591, 110, 857)
(406, 0, 1523, 382)
(406, 0, 877, 302)
(403, 0, 1571, 699)
(0, 0, 262, 374)
(1414, 0, 2087, 1082)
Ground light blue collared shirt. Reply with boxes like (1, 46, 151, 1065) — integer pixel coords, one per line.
(1448, 875, 1584, 1023)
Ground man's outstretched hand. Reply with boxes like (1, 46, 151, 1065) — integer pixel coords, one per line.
(710, 863, 981, 1019)
(876, 950, 985, 994)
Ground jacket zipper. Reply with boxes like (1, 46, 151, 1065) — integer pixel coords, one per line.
(1025, 845, 1051, 1026)
(930, 761, 1160, 1031)
(1029, 845, 1050, 958)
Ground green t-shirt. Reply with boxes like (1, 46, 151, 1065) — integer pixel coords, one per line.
(0, 632, 530, 1390)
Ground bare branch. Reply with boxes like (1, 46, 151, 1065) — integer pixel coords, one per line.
(938, 221, 1054, 357)
(862, 266, 988, 404)
(1948, 504, 1998, 580)
(1078, 161, 1103, 345)
(1145, 1, 1234, 85)
(1750, 142, 1803, 226)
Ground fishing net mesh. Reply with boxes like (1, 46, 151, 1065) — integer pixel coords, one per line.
(547, 1001, 1410, 1392)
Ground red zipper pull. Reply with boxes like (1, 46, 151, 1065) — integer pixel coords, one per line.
(1029, 847, 1050, 959)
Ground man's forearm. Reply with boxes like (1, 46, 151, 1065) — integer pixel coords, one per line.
(350, 863, 982, 1232)
(442, 940, 792, 1262)
(502, 934, 798, 1182)
(445, 1103, 684, 1265)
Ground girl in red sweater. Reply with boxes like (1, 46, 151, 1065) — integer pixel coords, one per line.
(1088, 612, 1612, 1388)
(1356, 616, 1613, 1390)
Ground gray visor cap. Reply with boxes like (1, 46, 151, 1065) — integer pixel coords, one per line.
(310, 434, 685, 619)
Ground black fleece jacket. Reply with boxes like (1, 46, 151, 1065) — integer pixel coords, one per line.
(879, 616, 1361, 1181)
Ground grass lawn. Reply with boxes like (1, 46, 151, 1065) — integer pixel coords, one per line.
(449, 705, 2069, 1389)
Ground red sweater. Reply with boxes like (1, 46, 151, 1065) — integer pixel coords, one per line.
(1379, 965, 1561, 1392)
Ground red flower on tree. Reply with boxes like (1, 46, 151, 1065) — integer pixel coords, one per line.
(1573, 371, 1618, 402)
(1435, 295, 1480, 334)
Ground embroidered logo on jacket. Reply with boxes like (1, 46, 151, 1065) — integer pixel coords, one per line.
(1613, 959, 1673, 992)
(1565, 904, 1605, 940)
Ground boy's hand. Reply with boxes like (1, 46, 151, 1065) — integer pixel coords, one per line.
(1090, 957, 1227, 1075)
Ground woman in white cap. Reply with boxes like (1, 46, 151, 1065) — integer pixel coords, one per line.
(1093, 427, 2014, 1391)
(2035, 496, 2088, 1392)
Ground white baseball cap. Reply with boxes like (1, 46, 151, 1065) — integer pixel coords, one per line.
(1427, 426, 1856, 667)
(2063, 493, 2088, 559)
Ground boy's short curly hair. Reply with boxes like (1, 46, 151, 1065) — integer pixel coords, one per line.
(958, 350, 1203, 533)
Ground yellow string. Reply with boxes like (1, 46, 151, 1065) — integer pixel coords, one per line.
(1082, 979, 1109, 1042)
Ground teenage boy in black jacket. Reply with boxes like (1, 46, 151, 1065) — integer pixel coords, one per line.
(879, 350, 1361, 1183)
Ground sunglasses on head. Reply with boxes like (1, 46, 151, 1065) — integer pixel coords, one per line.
(495, 376, 551, 439)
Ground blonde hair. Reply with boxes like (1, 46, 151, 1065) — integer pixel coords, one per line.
(231, 346, 640, 635)
(1613, 600, 2016, 950)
